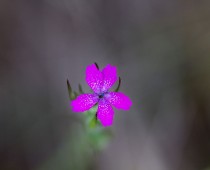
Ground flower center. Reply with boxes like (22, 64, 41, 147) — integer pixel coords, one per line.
(99, 93, 104, 99)
(98, 91, 109, 99)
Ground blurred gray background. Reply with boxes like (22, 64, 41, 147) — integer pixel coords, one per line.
(1, 0, 210, 170)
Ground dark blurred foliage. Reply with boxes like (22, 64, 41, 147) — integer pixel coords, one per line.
(0, 0, 210, 170)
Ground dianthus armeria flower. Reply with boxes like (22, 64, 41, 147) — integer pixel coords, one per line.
(71, 63, 132, 127)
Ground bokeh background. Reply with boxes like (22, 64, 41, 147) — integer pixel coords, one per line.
(1, 0, 210, 170)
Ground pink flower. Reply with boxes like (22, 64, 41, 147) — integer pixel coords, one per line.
(71, 64, 132, 127)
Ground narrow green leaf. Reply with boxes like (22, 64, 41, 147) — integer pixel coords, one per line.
(114, 77, 121, 92)
(94, 62, 99, 69)
(74, 91, 78, 97)
(67, 79, 72, 99)
(67, 79, 76, 100)
(89, 116, 97, 128)
(78, 84, 84, 94)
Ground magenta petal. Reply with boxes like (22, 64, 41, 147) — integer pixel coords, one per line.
(71, 94, 98, 112)
(101, 64, 117, 91)
(107, 92, 132, 110)
(86, 64, 103, 93)
(97, 99, 114, 127)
